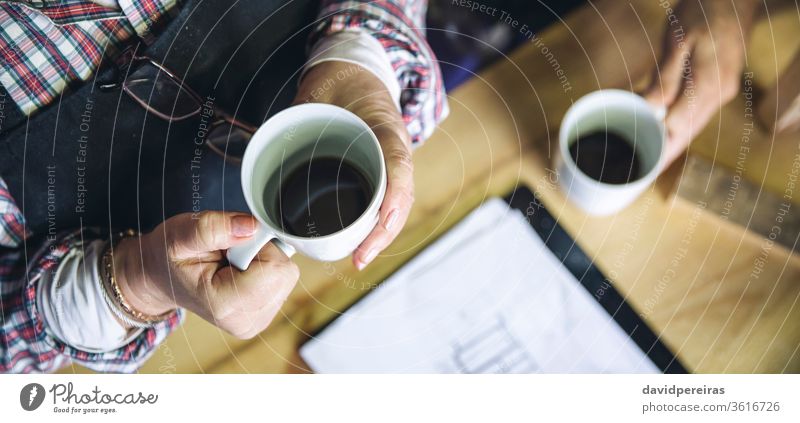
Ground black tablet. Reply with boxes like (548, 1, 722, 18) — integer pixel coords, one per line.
(505, 186, 686, 373)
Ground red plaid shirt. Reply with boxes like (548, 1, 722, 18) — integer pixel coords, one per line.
(0, 0, 177, 115)
(0, 0, 447, 373)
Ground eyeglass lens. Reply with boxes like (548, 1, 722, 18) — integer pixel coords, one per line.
(124, 61, 202, 120)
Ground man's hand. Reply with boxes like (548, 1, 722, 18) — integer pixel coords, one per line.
(294, 61, 413, 270)
(645, 0, 758, 166)
(115, 212, 300, 339)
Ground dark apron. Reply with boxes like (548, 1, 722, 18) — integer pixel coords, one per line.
(0, 0, 319, 236)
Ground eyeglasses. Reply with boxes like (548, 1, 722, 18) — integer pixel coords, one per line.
(101, 56, 255, 164)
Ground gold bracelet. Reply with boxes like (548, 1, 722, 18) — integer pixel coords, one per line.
(100, 230, 173, 327)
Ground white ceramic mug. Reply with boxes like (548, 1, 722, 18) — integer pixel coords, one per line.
(227, 103, 386, 270)
(556, 89, 665, 216)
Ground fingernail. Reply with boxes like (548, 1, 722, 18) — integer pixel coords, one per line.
(232, 215, 257, 237)
(359, 248, 378, 270)
(383, 209, 399, 231)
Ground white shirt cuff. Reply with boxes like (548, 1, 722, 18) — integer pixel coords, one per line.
(37, 240, 142, 353)
(303, 30, 402, 107)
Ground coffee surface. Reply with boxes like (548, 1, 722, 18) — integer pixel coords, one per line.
(270, 157, 373, 237)
(568, 131, 642, 184)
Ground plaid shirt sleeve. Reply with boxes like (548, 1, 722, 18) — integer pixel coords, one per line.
(0, 0, 177, 115)
(0, 184, 184, 374)
(309, 0, 449, 144)
(1, 2, 184, 374)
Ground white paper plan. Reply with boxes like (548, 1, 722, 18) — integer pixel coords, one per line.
(300, 199, 659, 373)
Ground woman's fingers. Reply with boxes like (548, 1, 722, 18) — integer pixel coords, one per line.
(661, 38, 742, 166)
(291, 60, 415, 270)
(209, 242, 299, 339)
(353, 125, 414, 270)
(645, 0, 752, 169)
(645, 30, 691, 110)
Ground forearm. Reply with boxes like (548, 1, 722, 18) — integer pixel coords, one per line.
(297, 62, 401, 129)
(308, 0, 449, 144)
(301, 30, 403, 107)
(1, 231, 182, 373)
(666, 0, 759, 24)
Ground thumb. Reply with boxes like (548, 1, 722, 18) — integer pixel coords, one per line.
(166, 211, 258, 259)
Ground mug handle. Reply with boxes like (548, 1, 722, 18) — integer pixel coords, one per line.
(226, 222, 296, 271)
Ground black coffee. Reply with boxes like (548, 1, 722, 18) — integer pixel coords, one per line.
(569, 131, 642, 184)
(270, 157, 373, 237)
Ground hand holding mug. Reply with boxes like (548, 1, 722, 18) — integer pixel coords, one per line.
(644, 0, 758, 166)
(225, 100, 387, 271)
(227, 60, 408, 271)
(115, 212, 299, 339)
(294, 61, 414, 270)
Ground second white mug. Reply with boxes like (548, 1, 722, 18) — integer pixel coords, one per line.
(556, 89, 665, 216)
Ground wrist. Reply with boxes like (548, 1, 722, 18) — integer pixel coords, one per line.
(295, 61, 396, 110)
(113, 236, 175, 318)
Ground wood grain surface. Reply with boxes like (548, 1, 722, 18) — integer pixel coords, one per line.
(61, 0, 800, 374)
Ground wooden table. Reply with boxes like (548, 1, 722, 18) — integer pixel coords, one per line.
(63, 0, 800, 374)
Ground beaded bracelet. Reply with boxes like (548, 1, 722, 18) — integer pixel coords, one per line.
(98, 230, 173, 328)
